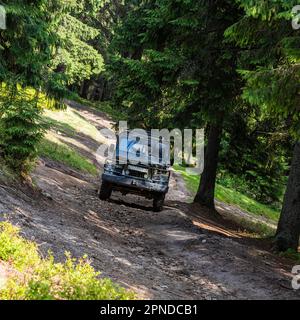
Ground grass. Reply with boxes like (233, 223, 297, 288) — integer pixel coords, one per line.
(37, 103, 105, 176)
(44, 108, 103, 142)
(216, 185, 279, 221)
(174, 165, 280, 222)
(236, 218, 275, 238)
(43, 116, 77, 137)
(0, 221, 135, 300)
(1, 85, 100, 177)
(279, 249, 300, 263)
(37, 138, 98, 176)
(66, 91, 126, 121)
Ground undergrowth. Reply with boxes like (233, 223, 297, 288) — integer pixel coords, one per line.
(0, 222, 135, 300)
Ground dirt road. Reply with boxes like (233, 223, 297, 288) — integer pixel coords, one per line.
(0, 102, 299, 300)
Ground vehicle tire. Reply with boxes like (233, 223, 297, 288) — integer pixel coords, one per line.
(153, 194, 165, 212)
(98, 181, 112, 201)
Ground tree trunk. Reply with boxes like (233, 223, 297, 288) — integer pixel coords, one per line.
(194, 119, 223, 209)
(80, 80, 90, 99)
(274, 142, 300, 252)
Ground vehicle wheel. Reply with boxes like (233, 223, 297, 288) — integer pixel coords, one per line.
(153, 194, 165, 212)
(98, 181, 112, 200)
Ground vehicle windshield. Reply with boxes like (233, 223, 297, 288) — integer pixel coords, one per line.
(117, 135, 170, 166)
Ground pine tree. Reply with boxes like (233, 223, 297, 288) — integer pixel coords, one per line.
(52, 0, 104, 86)
(0, 1, 105, 173)
(0, 1, 65, 173)
(109, 0, 242, 210)
(226, 0, 300, 250)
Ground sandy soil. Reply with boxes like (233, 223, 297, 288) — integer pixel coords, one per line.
(0, 101, 299, 300)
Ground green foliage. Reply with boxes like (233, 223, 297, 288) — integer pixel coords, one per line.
(109, 0, 242, 128)
(174, 165, 280, 222)
(53, 12, 104, 84)
(237, 218, 275, 238)
(219, 104, 291, 204)
(0, 87, 45, 173)
(44, 105, 103, 142)
(279, 248, 300, 262)
(225, 0, 300, 136)
(215, 184, 279, 222)
(224, 1, 300, 244)
(67, 91, 127, 121)
(0, 222, 135, 300)
(0, 1, 61, 88)
(38, 139, 98, 176)
(0, 222, 40, 271)
(217, 171, 286, 210)
(0, 0, 105, 174)
(110, 48, 183, 127)
(0, 1, 65, 173)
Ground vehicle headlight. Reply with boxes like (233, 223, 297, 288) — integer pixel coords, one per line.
(105, 161, 123, 172)
(105, 163, 115, 172)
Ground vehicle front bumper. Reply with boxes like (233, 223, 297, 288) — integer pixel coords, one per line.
(102, 173, 169, 194)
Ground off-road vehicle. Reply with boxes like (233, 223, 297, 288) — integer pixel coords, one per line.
(99, 132, 171, 211)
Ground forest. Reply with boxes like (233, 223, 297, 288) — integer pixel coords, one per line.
(0, 0, 299, 301)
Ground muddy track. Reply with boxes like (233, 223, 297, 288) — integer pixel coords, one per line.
(0, 102, 299, 300)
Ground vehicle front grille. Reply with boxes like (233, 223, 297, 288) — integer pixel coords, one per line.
(128, 170, 146, 179)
